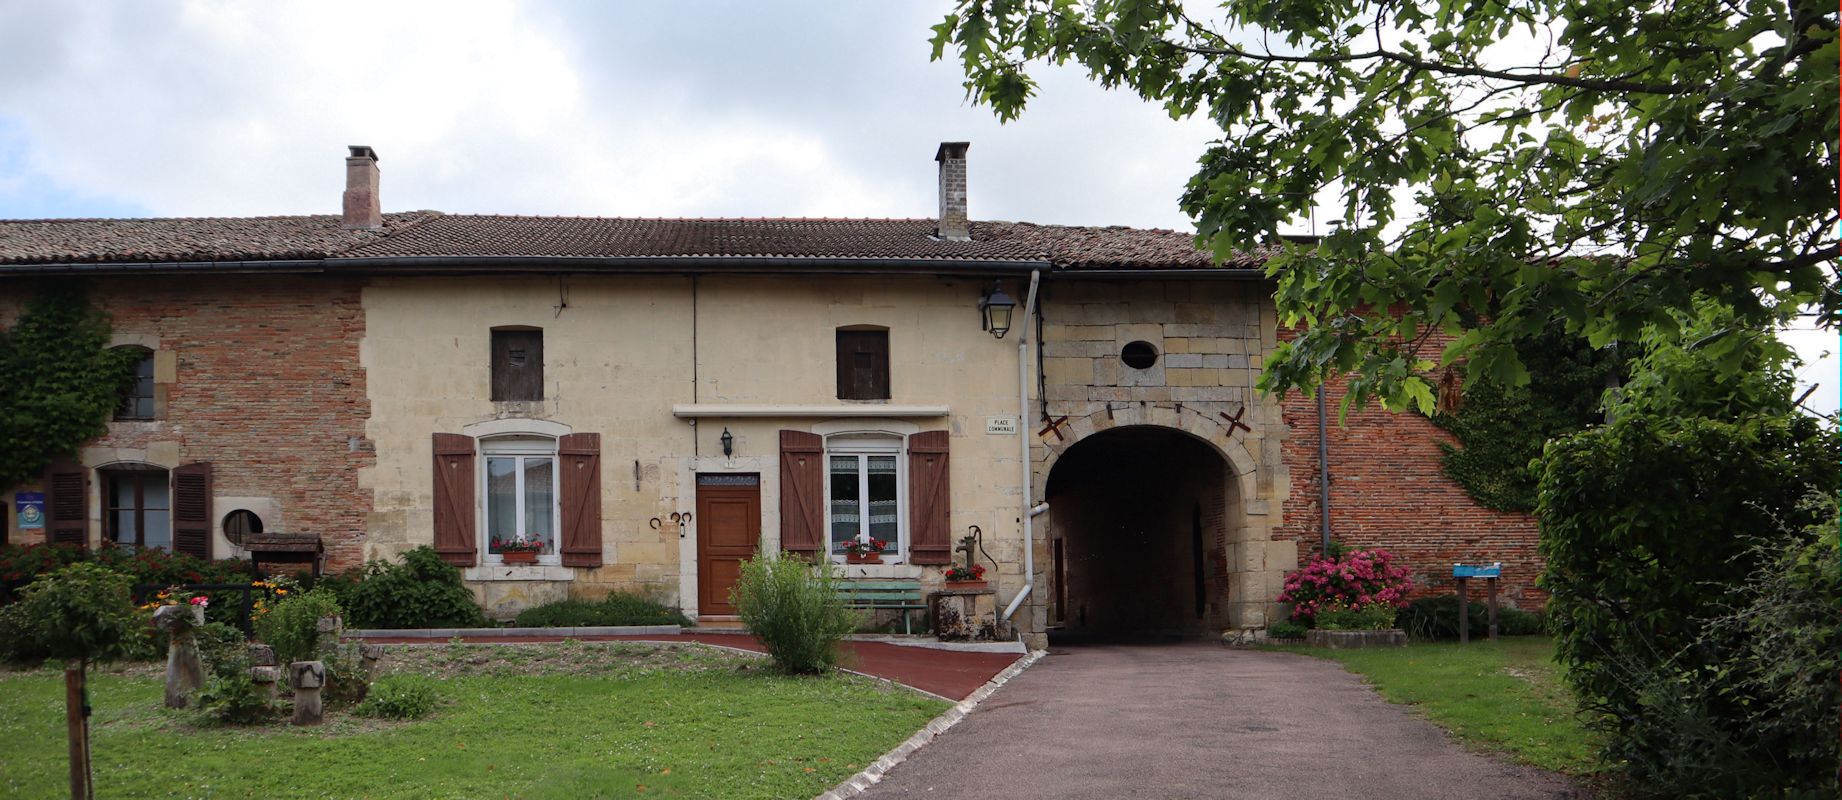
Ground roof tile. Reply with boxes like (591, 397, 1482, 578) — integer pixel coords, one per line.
(0, 212, 439, 265)
(0, 212, 1275, 270)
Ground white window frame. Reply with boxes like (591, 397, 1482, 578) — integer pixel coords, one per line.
(823, 434, 907, 563)
(477, 436, 562, 567)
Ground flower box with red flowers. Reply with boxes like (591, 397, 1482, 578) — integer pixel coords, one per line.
(491, 538, 546, 563)
(841, 537, 888, 564)
(942, 563, 987, 590)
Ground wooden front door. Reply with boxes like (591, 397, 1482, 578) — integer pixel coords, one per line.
(696, 474, 761, 615)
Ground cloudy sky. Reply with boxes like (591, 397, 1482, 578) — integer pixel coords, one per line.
(0, 1, 1224, 230)
(0, 0, 1832, 414)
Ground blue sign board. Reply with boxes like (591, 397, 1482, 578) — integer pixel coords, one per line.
(1452, 563, 1502, 579)
(15, 491, 46, 532)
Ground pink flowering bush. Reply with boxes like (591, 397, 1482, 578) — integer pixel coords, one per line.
(1277, 548, 1413, 622)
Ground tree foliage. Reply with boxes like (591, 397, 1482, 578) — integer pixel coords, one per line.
(931, 0, 1838, 410)
(12, 562, 142, 663)
(0, 282, 138, 485)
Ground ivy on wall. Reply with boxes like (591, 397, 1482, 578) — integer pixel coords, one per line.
(1430, 331, 1619, 512)
(0, 282, 138, 486)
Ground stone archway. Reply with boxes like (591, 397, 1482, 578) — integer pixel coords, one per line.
(1029, 404, 1292, 641)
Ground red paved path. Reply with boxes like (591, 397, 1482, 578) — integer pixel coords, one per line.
(355, 632, 1020, 700)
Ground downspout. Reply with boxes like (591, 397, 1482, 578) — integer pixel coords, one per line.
(1316, 391, 1331, 555)
(1002, 270, 1042, 623)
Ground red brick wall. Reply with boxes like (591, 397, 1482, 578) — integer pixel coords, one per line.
(1275, 371, 1547, 609)
(75, 277, 373, 569)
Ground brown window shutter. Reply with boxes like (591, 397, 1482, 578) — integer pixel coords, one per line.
(558, 433, 603, 568)
(432, 433, 478, 566)
(45, 459, 88, 548)
(778, 430, 825, 557)
(173, 462, 213, 560)
(835, 329, 890, 400)
(491, 329, 545, 401)
(907, 431, 952, 564)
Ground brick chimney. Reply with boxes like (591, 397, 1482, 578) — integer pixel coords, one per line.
(935, 141, 970, 241)
(342, 145, 381, 230)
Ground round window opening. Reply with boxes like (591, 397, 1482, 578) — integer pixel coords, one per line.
(222, 509, 264, 546)
(1121, 340, 1160, 370)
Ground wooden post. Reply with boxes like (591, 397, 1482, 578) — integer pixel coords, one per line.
(1487, 577, 1500, 642)
(1456, 577, 1470, 644)
(64, 663, 89, 800)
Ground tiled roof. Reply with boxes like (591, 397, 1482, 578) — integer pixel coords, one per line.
(0, 212, 438, 265)
(0, 212, 1276, 271)
(341, 215, 1042, 262)
(970, 221, 1276, 269)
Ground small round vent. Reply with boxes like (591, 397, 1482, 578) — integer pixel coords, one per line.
(1121, 341, 1160, 370)
(222, 509, 264, 546)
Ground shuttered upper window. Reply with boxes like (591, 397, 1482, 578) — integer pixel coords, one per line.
(491, 328, 544, 402)
(115, 347, 155, 420)
(836, 328, 890, 400)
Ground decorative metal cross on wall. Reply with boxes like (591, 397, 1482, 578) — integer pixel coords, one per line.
(1037, 414, 1070, 442)
(1220, 405, 1252, 436)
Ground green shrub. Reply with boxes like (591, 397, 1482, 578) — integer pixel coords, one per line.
(1, 544, 251, 629)
(354, 674, 441, 720)
(0, 601, 49, 663)
(253, 588, 343, 666)
(1266, 619, 1308, 639)
(1313, 601, 1398, 631)
(196, 671, 271, 725)
(321, 644, 372, 708)
(731, 554, 859, 674)
(513, 593, 692, 628)
(337, 547, 488, 630)
(11, 563, 141, 662)
(1539, 413, 1838, 795)
(192, 622, 271, 725)
(1398, 596, 1544, 640)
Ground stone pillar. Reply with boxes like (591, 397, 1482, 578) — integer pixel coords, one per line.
(360, 644, 385, 681)
(315, 615, 344, 658)
(154, 605, 206, 709)
(290, 661, 326, 726)
(248, 643, 280, 703)
(930, 588, 1000, 641)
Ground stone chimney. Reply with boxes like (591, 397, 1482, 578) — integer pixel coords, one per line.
(935, 141, 970, 241)
(342, 145, 381, 230)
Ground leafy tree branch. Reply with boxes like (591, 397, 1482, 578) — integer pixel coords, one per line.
(932, 0, 1839, 412)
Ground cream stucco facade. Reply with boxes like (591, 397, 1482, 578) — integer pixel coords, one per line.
(359, 274, 1035, 621)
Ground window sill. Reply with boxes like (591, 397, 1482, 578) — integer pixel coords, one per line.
(463, 565, 575, 582)
(671, 404, 948, 418)
(831, 562, 923, 579)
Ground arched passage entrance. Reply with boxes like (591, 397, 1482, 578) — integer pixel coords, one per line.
(1043, 425, 1234, 640)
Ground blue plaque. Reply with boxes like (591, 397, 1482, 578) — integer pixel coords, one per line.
(15, 491, 46, 532)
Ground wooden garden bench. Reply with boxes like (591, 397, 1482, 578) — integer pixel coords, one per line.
(836, 579, 926, 634)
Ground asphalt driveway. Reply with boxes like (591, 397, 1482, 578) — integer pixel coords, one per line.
(860, 643, 1585, 800)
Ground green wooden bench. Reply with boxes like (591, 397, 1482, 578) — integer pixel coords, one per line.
(836, 580, 926, 634)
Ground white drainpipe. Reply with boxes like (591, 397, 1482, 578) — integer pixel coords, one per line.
(1002, 270, 1042, 623)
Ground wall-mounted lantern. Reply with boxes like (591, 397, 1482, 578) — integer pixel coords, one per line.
(720, 427, 735, 458)
(979, 282, 1018, 339)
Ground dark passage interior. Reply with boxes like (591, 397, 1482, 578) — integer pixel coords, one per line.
(1044, 426, 1228, 641)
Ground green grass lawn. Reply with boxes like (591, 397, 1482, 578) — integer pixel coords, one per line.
(0, 642, 948, 799)
(1270, 636, 1601, 776)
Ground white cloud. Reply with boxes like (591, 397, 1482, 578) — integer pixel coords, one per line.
(0, 1, 1220, 227)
